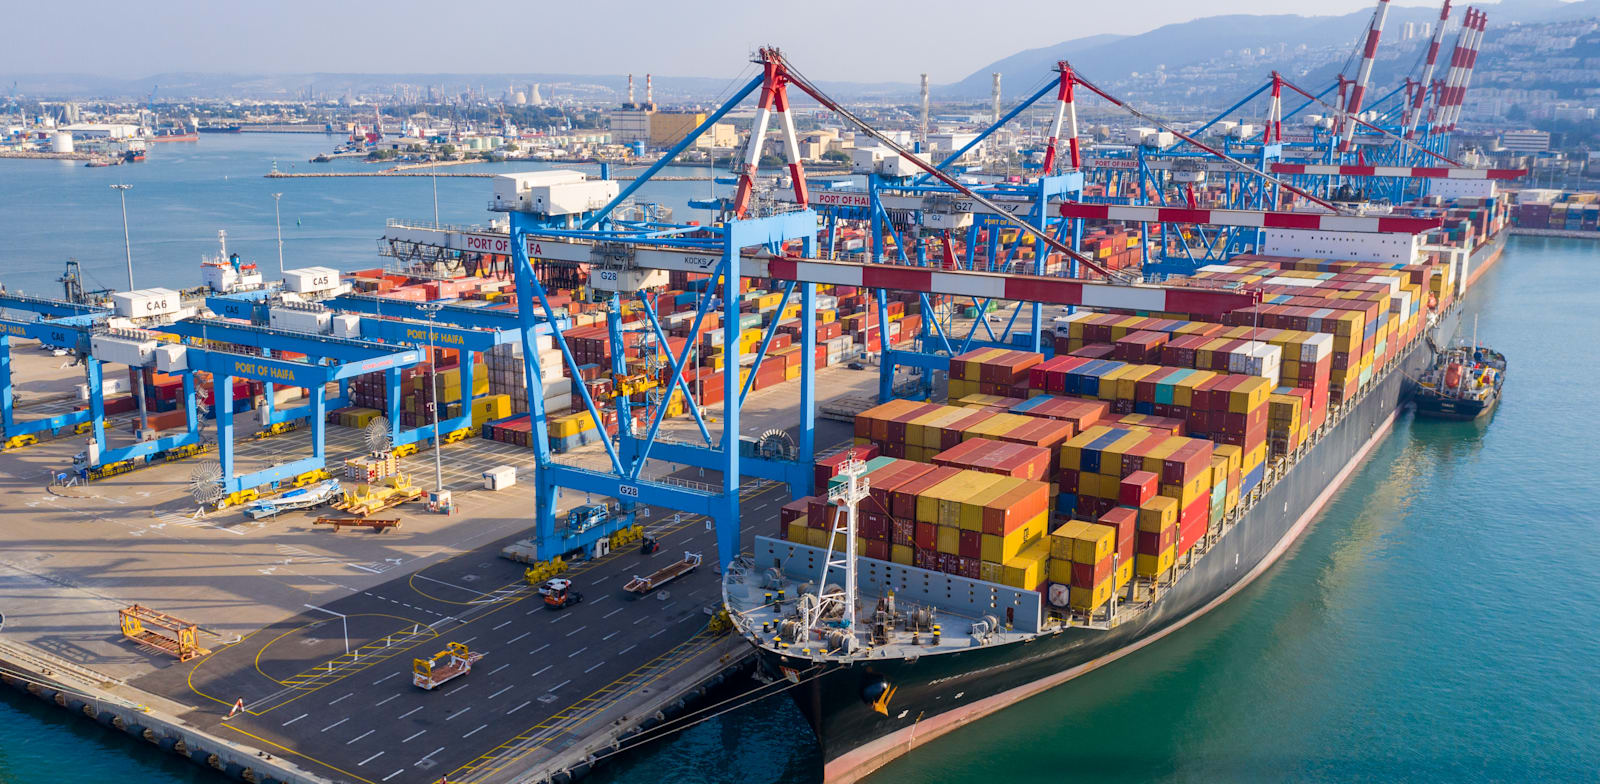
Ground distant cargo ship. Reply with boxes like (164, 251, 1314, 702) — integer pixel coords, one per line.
(147, 129, 199, 142)
(725, 217, 1507, 784)
(198, 124, 242, 134)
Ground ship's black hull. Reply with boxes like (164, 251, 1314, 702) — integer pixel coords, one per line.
(1414, 387, 1498, 420)
(760, 305, 1465, 784)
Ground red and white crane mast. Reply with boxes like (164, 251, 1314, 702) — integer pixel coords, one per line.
(732, 49, 808, 218)
(1405, 0, 1453, 139)
(1340, 0, 1392, 152)
(1444, 10, 1487, 132)
(1040, 61, 1081, 174)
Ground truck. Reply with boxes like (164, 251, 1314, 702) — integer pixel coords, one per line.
(541, 578, 583, 610)
(624, 551, 702, 596)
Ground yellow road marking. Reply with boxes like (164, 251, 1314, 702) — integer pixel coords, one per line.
(220, 723, 379, 784)
(445, 628, 723, 782)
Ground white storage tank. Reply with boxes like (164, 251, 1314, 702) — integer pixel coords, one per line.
(112, 288, 182, 318)
(51, 132, 74, 153)
(282, 267, 341, 294)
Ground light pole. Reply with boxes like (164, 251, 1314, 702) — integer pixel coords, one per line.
(271, 192, 285, 275)
(110, 184, 133, 289)
(420, 303, 446, 503)
(431, 157, 440, 224)
(303, 604, 352, 660)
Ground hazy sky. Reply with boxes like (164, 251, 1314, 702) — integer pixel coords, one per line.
(7, 0, 1449, 83)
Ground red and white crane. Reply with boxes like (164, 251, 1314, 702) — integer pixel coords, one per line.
(1443, 10, 1487, 132)
(1340, 0, 1393, 152)
(1404, 0, 1454, 139)
(1041, 61, 1082, 174)
(732, 49, 808, 218)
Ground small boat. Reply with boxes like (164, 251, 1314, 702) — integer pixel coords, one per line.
(84, 157, 120, 168)
(242, 479, 341, 519)
(1416, 340, 1506, 420)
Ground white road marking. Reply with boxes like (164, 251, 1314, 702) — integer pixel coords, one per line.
(507, 631, 531, 644)
(530, 643, 550, 655)
(322, 717, 349, 732)
(488, 685, 514, 699)
(487, 663, 510, 675)
(549, 679, 571, 692)
(492, 620, 513, 630)
(584, 661, 605, 674)
(650, 627, 668, 638)
(414, 572, 494, 597)
(506, 700, 531, 715)
(358, 751, 385, 766)
(329, 692, 353, 705)
(565, 625, 586, 637)
(401, 729, 427, 742)
(617, 645, 636, 656)
(529, 665, 552, 678)
(567, 646, 587, 658)
(383, 769, 405, 781)
(375, 694, 399, 707)
(602, 631, 619, 641)
(398, 706, 424, 719)
(591, 594, 611, 603)
(373, 672, 402, 685)
(603, 607, 625, 619)
(347, 729, 375, 745)
(416, 746, 445, 764)
(281, 713, 308, 727)
(445, 706, 471, 721)
(462, 723, 489, 739)
(634, 615, 649, 625)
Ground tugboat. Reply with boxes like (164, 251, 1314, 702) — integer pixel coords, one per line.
(1417, 325, 1506, 420)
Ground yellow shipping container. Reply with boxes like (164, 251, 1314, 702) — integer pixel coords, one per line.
(1115, 557, 1133, 590)
(979, 561, 1004, 583)
(1069, 580, 1114, 612)
(1001, 540, 1049, 590)
(1049, 520, 1088, 560)
(1046, 556, 1073, 585)
(1214, 443, 1242, 475)
(1228, 376, 1272, 415)
(1137, 544, 1177, 577)
(936, 524, 960, 555)
(1138, 495, 1179, 532)
(891, 544, 914, 566)
(788, 521, 809, 543)
(1072, 523, 1117, 564)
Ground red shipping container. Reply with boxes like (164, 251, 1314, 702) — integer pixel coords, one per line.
(914, 521, 936, 550)
(1070, 555, 1114, 589)
(958, 529, 982, 559)
(1119, 471, 1159, 506)
(1137, 525, 1179, 555)
(864, 539, 890, 561)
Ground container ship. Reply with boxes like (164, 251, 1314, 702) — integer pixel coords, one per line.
(724, 211, 1507, 783)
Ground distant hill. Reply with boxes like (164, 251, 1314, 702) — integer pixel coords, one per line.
(942, 0, 1600, 99)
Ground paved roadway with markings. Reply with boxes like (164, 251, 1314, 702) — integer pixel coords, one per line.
(131, 430, 850, 784)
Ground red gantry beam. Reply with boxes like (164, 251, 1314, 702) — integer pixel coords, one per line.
(1060, 202, 1443, 234)
(766, 257, 1261, 318)
(1268, 163, 1524, 180)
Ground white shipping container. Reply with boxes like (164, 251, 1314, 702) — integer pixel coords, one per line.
(543, 394, 573, 415)
(1297, 333, 1333, 363)
(91, 335, 157, 366)
(154, 343, 188, 373)
(282, 267, 341, 294)
(482, 465, 517, 491)
(541, 376, 573, 399)
(269, 307, 333, 334)
(331, 314, 363, 338)
(112, 288, 181, 318)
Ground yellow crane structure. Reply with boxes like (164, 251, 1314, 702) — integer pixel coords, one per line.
(118, 604, 210, 662)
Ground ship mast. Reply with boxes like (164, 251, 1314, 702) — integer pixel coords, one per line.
(811, 454, 868, 652)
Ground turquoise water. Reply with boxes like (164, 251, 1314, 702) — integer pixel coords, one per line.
(2, 137, 1597, 782)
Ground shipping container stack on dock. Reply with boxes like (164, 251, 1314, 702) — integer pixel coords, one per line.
(783, 249, 1450, 620)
